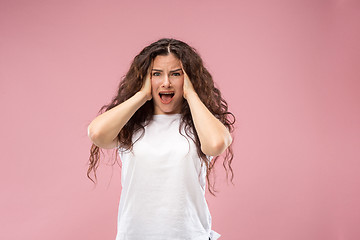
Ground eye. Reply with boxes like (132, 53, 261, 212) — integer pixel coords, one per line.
(172, 72, 181, 76)
(152, 72, 160, 76)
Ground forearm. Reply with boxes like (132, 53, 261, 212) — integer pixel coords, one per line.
(186, 92, 232, 156)
(88, 91, 148, 146)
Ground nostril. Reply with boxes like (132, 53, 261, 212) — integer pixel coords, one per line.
(162, 82, 171, 87)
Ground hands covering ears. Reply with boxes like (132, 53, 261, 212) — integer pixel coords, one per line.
(140, 59, 196, 101)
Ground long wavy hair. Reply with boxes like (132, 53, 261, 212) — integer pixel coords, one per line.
(88, 38, 235, 195)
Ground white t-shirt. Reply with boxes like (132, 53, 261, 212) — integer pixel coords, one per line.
(116, 113, 221, 240)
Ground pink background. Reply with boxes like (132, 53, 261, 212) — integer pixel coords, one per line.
(1, 0, 359, 239)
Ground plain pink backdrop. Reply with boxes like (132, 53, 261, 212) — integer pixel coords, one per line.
(1, 0, 359, 239)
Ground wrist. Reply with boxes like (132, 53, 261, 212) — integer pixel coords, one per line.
(135, 91, 150, 103)
(184, 90, 198, 101)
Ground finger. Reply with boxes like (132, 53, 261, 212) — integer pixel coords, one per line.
(180, 62, 189, 79)
(148, 60, 154, 81)
(180, 61, 185, 73)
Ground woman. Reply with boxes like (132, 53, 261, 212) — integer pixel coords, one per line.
(87, 38, 235, 240)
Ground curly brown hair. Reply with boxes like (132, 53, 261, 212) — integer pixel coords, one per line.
(88, 38, 235, 196)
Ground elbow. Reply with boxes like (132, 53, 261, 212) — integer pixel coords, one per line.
(87, 125, 100, 146)
(87, 125, 102, 146)
(201, 134, 232, 157)
(87, 124, 97, 141)
(87, 125, 118, 149)
(87, 125, 93, 139)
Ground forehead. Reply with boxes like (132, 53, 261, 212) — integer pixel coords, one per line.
(153, 53, 180, 69)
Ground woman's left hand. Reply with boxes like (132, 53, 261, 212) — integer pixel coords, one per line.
(180, 62, 196, 100)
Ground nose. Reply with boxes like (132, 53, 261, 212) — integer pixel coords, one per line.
(161, 74, 171, 88)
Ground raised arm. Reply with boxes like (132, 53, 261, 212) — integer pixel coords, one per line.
(181, 63, 232, 156)
(87, 65, 152, 149)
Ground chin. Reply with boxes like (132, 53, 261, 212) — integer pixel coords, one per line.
(154, 98, 183, 115)
(160, 108, 179, 114)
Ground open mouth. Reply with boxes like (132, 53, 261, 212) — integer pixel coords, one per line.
(159, 92, 175, 104)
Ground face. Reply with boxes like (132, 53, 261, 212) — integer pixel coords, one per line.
(151, 53, 184, 115)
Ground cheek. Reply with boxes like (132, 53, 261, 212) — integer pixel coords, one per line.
(176, 78, 184, 92)
(151, 78, 159, 92)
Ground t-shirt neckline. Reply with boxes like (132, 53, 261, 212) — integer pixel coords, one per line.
(152, 113, 182, 119)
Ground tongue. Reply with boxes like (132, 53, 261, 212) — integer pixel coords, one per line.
(161, 94, 173, 104)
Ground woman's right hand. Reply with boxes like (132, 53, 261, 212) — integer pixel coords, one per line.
(139, 61, 153, 101)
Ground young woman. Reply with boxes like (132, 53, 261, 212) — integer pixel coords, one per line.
(87, 38, 235, 240)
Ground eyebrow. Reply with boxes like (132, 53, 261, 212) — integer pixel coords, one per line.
(152, 68, 182, 73)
